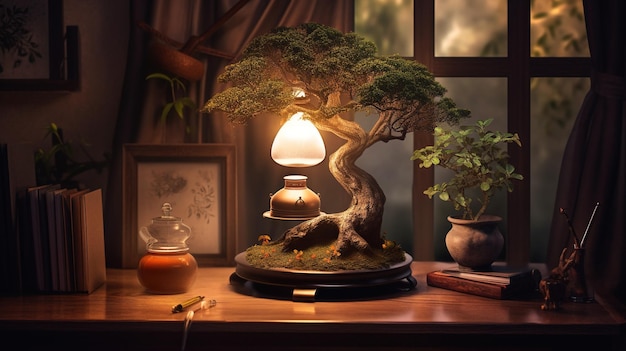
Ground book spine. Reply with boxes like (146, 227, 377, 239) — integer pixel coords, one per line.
(427, 272, 507, 299)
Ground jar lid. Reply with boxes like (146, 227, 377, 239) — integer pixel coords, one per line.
(141, 203, 192, 252)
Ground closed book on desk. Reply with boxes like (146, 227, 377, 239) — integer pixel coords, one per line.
(427, 269, 541, 300)
(30, 184, 60, 292)
(440, 266, 538, 285)
(72, 188, 106, 293)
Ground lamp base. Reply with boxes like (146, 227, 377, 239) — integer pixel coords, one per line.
(262, 210, 326, 221)
(269, 175, 321, 219)
(230, 252, 416, 301)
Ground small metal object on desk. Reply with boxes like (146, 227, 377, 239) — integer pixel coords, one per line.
(293, 288, 317, 302)
(172, 295, 205, 313)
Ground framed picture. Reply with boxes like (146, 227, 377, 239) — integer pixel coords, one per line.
(122, 144, 236, 267)
(0, 0, 78, 90)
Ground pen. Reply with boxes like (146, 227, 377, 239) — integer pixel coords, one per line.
(172, 295, 204, 313)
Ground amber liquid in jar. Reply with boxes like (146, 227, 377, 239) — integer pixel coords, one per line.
(137, 251, 198, 294)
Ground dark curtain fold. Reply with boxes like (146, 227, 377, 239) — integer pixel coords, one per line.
(105, 0, 353, 268)
(547, 0, 626, 304)
(104, 0, 154, 268)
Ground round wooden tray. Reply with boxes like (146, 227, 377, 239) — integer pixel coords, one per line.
(230, 252, 417, 301)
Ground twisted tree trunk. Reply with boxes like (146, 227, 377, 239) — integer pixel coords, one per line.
(281, 94, 386, 254)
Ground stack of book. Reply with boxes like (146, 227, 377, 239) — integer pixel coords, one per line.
(1, 143, 106, 294)
(15, 185, 107, 294)
(427, 264, 542, 299)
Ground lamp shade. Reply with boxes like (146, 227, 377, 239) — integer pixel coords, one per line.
(271, 112, 325, 167)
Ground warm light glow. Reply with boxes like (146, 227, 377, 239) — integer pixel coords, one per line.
(292, 87, 306, 98)
(271, 112, 326, 167)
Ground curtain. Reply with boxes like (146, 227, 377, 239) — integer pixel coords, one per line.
(105, 0, 354, 268)
(547, 0, 625, 304)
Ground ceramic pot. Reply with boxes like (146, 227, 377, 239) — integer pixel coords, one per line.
(445, 215, 504, 271)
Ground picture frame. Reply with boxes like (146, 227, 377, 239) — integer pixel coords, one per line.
(0, 0, 78, 91)
(122, 144, 236, 268)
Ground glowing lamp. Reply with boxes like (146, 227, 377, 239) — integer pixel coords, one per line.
(267, 112, 325, 220)
(271, 112, 325, 167)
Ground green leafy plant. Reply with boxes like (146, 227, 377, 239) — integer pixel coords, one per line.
(34, 123, 109, 186)
(411, 118, 523, 221)
(146, 73, 196, 132)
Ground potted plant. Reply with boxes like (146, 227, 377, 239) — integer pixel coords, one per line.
(411, 118, 523, 270)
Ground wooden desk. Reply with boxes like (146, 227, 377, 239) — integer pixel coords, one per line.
(1, 262, 624, 351)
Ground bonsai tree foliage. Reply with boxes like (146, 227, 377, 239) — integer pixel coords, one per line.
(203, 23, 468, 264)
(411, 118, 523, 221)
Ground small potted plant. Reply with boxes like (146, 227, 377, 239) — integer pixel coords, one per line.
(411, 118, 523, 270)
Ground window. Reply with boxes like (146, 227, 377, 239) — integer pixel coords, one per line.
(355, 0, 590, 264)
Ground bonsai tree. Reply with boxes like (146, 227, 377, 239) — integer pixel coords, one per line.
(411, 118, 523, 221)
(202, 23, 468, 265)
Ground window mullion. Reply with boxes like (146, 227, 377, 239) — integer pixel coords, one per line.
(506, 0, 531, 266)
(530, 57, 591, 77)
(412, 0, 436, 261)
(432, 57, 510, 77)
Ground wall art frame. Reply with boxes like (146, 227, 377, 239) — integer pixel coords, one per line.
(0, 0, 79, 91)
(122, 144, 236, 268)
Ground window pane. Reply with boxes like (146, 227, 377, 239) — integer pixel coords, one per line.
(530, 77, 589, 261)
(355, 0, 414, 56)
(531, 0, 589, 57)
(435, 0, 507, 57)
(432, 78, 508, 261)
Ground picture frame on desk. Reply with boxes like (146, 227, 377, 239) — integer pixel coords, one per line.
(122, 144, 236, 268)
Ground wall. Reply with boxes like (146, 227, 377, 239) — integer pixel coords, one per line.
(0, 0, 129, 197)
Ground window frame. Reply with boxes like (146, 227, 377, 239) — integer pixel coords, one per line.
(411, 0, 591, 264)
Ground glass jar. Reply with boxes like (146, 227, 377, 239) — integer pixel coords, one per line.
(137, 203, 197, 294)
